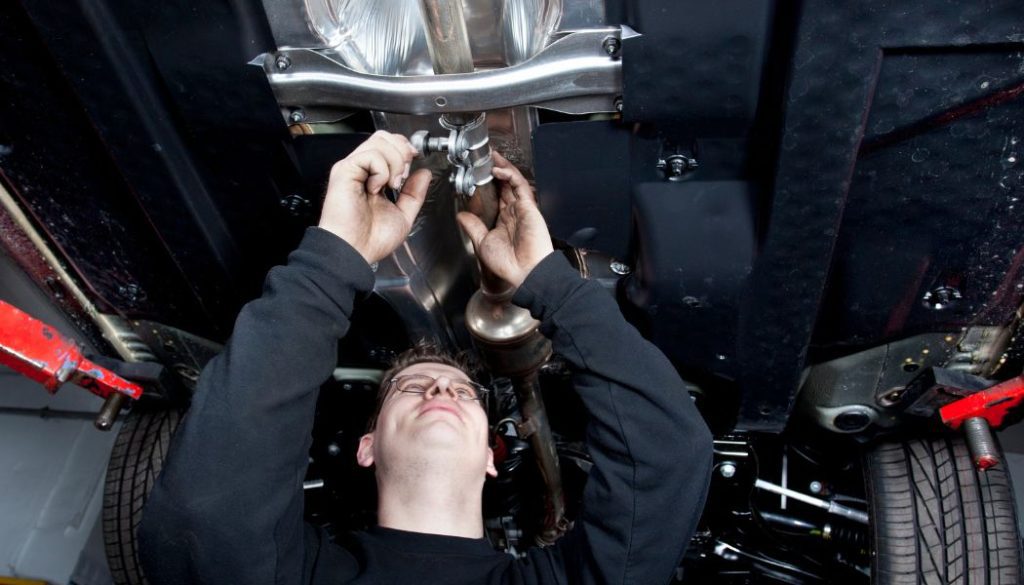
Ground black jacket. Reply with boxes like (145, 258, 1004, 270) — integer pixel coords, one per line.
(139, 227, 713, 584)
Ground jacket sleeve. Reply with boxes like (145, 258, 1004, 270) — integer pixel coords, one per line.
(138, 227, 372, 585)
(512, 253, 714, 585)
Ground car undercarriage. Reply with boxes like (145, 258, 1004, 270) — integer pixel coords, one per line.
(2, 0, 1024, 583)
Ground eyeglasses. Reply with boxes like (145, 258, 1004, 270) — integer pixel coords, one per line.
(387, 374, 489, 403)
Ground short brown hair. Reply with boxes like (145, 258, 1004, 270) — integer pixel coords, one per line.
(367, 343, 480, 432)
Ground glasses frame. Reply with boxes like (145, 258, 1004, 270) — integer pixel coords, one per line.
(386, 373, 491, 404)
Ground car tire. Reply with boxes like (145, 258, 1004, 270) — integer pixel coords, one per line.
(865, 435, 1024, 584)
(103, 408, 184, 585)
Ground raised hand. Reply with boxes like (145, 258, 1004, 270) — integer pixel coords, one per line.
(318, 131, 432, 264)
(456, 152, 554, 289)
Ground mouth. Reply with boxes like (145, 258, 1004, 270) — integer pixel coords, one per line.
(418, 404, 462, 421)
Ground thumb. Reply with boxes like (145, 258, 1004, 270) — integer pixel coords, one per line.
(456, 211, 488, 251)
(395, 169, 431, 226)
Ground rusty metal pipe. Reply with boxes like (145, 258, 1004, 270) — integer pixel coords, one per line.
(513, 373, 568, 545)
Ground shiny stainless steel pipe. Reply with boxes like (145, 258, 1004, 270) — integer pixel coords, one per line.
(419, 0, 474, 77)
(417, 0, 498, 228)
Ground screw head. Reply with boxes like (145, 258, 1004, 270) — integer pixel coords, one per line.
(614, 97, 623, 112)
(289, 109, 305, 123)
(719, 462, 737, 478)
(602, 37, 621, 57)
(327, 443, 342, 457)
(275, 54, 291, 71)
(809, 480, 823, 494)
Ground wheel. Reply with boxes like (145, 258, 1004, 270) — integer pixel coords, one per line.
(865, 435, 1024, 584)
(103, 408, 184, 585)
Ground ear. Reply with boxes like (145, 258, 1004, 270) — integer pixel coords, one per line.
(356, 433, 375, 468)
(486, 446, 498, 478)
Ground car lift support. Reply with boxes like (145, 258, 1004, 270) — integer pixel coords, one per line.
(0, 299, 142, 430)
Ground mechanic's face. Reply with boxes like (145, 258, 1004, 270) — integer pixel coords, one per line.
(356, 362, 497, 479)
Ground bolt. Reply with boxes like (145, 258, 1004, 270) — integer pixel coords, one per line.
(173, 364, 200, 384)
(289, 109, 305, 124)
(809, 481, 823, 494)
(275, 54, 291, 71)
(279, 194, 310, 216)
(609, 260, 632, 275)
(602, 37, 621, 57)
(719, 462, 737, 478)
(923, 285, 962, 310)
(670, 158, 687, 176)
(884, 389, 905, 403)
(118, 283, 141, 302)
(327, 443, 342, 457)
(660, 154, 697, 181)
(614, 97, 623, 112)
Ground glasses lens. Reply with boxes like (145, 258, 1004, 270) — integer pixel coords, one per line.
(450, 381, 479, 401)
(395, 375, 432, 394)
(393, 375, 484, 401)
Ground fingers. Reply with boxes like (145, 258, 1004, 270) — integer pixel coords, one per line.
(490, 152, 535, 203)
(336, 151, 392, 195)
(395, 169, 431, 227)
(352, 131, 416, 191)
(377, 132, 418, 183)
(456, 211, 488, 251)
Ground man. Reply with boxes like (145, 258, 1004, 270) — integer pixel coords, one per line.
(139, 131, 713, 584)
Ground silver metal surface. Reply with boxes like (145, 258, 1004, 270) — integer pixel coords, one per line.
(557, 0, 606, 30)
(331, 368, 383, 383)
(502, 0, 562, 65)
(419, 0, 475, 74)
(718, 462, 737, 478)
(306, 0, 433, 74)
(754, 479, 869, 525)
(465, 291, 542, 344)
(609, 260, 631, 276)
(302, 479, 325, 490)
(439, 114, 494, 196)
(94, 393, 128, 431)
(261, 28, 624, 115)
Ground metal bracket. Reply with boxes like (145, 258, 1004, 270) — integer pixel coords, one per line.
(259, 28, 626, 119)
(411, 114, 494, 197)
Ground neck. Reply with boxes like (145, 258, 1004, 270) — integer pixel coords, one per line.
(375, 455, 485, 538)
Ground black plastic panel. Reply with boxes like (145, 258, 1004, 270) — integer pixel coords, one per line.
(627, 181, 756, 379)
(533, 121, 635, 259)
(620, 0, 772, 136)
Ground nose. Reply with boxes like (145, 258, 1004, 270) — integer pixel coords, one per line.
(425, 376, 459, 401)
